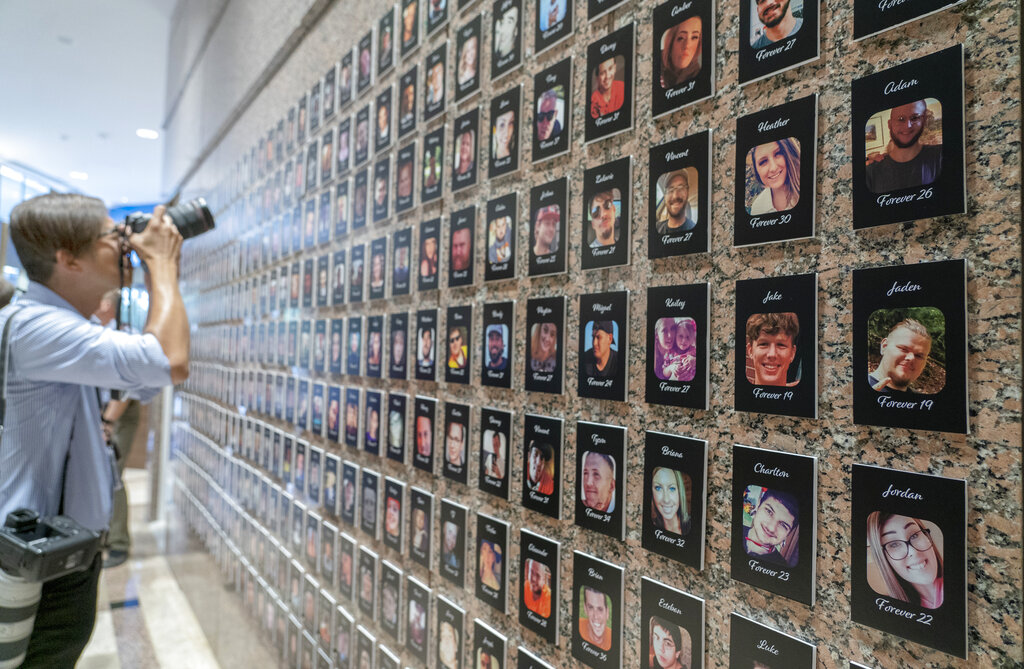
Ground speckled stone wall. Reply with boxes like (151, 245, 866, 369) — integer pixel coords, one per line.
(171, 0, 1022, 665)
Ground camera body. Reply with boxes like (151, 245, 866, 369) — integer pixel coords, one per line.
(123, 197, 215, 241)
(0, 509, 101, 583)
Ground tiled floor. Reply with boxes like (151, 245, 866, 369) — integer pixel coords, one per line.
(80, 469, 276, 668)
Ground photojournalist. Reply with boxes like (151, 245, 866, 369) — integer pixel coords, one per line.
(0, 193, 190, 667)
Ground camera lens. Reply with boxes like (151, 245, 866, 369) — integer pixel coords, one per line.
(165, 198, 215, 240)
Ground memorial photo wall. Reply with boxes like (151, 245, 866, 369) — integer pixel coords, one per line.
(171, 0, 1021, 665)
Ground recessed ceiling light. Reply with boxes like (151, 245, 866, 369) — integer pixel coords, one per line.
(136, 128, 159, 140)
(69, 171, 88, 181)
(0, 166, 24, 183)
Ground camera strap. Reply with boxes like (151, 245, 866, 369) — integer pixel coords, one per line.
(0, 304, 25, 435)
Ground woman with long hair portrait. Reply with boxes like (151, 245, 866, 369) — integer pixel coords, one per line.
(530, 322, 558, 372)
(650, 467, 691, 536)
(867, 512, 944, 609)
(660, 17, 702, 88)
(747, 138, 801, 215)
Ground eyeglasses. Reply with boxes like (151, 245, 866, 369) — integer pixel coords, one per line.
(536, 110, 557, 123)
(590, 200, 616, 218)
(893, 114, 925, 126)
(95, 227, 120, 242)
(449, 334, 462, 343)
(882, 528, 933, 560)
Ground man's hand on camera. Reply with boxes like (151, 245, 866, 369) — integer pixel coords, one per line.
(126, 205, 182, 271)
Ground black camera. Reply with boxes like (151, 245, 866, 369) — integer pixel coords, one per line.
(124, 197, 215, 240)
(0, 509, 101, 583)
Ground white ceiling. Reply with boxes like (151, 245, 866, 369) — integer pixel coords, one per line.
(0, 0, 177, 207)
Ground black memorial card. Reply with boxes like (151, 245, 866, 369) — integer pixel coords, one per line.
(648, 130, 711, 257)
(475, 514, 509, 613)
(395, 142, 416, 214)
(731, 443, 818, 605)
(355, 625, 376, 669)
(640, 577, 705, 669)
(338, 118, 352, 176)
(341, 464, 359, 529)
(445, 305, 473, 384)
(345, 316, 363, 377)
(378, 7, 395, 76)
(854, 0, 964, 40)
(324, 66, 336, 121)
(379, 643, 400, 669)
(316, 256, 330, 307)
(531, 58, 572, 163)
(577, 291, 629, 401)
(492, 0, 523, 82)
(522, 414, 563, 519)
(584, 24, 635, 144)
(369, 237, 388, 301)
(344, 389, 361, 450)
(734, 95, 817, 246)
(366, 315, 384, 377)
(388, 312, 409, 380)
(436, 596, 465, 669)
(738, 0, 819, 85)
(478, 407, 511, 498)
(324, 454, 340, 514)
(485, 194, 516, 281)
(518, 646, 555, 669)
(357, 547, 378, 619)
(730, 613, 815, 668)
(364, 390, 382, 455)
(335, 180, 350, 238)
(375, 86, 393, 153)
(582, 157, 630, 269)
(349, 242, 365, 302)
(372, 156, 391, 223)
(454, 15, 482, 102)
(303, 196, 317, 248)
(423, 45, 447, 123)
(418, 217, 441, 291)
(327, 385, 342, 443)
(415, 309, 438, 381)
(572, 552, 623, 668)
(534, 0, 572, 55)
(651, 0, 715, 117)
(589, 0, 627, 20)
(851, 46, 965, 229)
(354, 106, 370, 166)
(642, 431, 708, 569)
(339, 533, 357, 599)
(408, 486, 434, 569)
(489, 85, 521, 179)
(360, 468, 380, 542)
(421, 127, 445, 203)
(481, 301, 513, 387)
(412, 396, 437, 474)
(400, 0, 420, 57)
(391, 228, 412, 296)
(320, 131, 335, 187)
(575, 422, 626, 540)
(398, 67, 418, 139)
(852, 258, 967, 434)
(519, 529, 560, 643)
(452, 110, 479, 192)
(524, 296, 565, 394)
(474, 620, 507, 669)
(330, 318, 345, 374)
(383, 478, 406, 554)
(339, 50, 354, 108)
(442, 401, 471, 483)
(406, 575, 430, 662)
(850, 464, 967, 658)
(528, 179, 568, 276)
(426, 0, 449, 35)
(645, 284, 710, 409)
(734, 273, 817, 418)
(448, 206, 476, 287)
(310, 81, 322, 132)
(440, 499, 468, 588)
(302, 257, 315, 307)
(386, 392, 408, 463)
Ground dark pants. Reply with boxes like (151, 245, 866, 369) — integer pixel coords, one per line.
(20, 553, 102, 668)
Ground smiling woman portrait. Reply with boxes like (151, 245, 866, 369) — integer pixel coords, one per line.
(746, 137, 801, 215)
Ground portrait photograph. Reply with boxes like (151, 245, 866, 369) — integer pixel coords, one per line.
(645, 283, 710, 409)
(392, 143, 416, 213)
(322, 520, 339, 587)
(734, 95, 817, 246)
(327, 385, 342, 443)
(730, 443, 818, 605)
(440, 499, 468, 587)
(730, 614, 815, 668)
(338, 531, 356, 599)
(355, 626, 375, 669)
(584, 23, 635, 143)
(454, 15, 482, 102)
(418, 217, 441, 291)
(378, 7, 395, 75)
(534, 0, 572, 55)
(640, 577, 704, 669)
(389, 311, 410, 379)
(324, 454, 340, 515)
(421, 126, 445, 203)
(375, 86, 393, 153)
(734, 273, 818, 418)
(366, 315, 384, 378)
(360, 469, 381, 541)
(575, 421, 627, 540)
(386, 392, 408, 463)
(398, 66, 418, 138)
(357, 31, 373, 93)
(334, 605, 354, 666)
(349, 242, 365, 303)
(532, 58, 571, 163)
(474, 620, 507, 669)
(426, 0, 449, 35)
(852, 258, 968, 433)
(352, 168, 368, 231)
(310, 383, 325, 435)
(853, 0, 965, 40)
(642, 431, 708, 569)
(475, 514, 509, 613)
(345, 315, 363, 376)
(445, 304, 473, 384)
(578, 291, 629, 401)
(651, 0, 714, 116)
(738, 0, 819, 84)
(323, 65, 337, 121)
(572, 551, 623, 668)
(485, 194, 516, 281)
(408, 485, 434, 568)
(383, 478, 406, 555)
(851, 464, 967, 657)
(391, 228, 412, 297)
(320, 129, 334, 186)
(364, 390, 382, 453)
(582, 157, 631, 269)
(316, 255, 330, 307)
(406, 575, 431, 662)
(354, 105, 371, 166)
(452, 109, 480, 192)
(448, 205, 476, 286)
(423, 44, 447, 122)
(344, 389, 361, 449)
(648, 131, 710, 257)
(478, 407, 512, 498)
(480, 301, 513, 388)
(491, 0, 523, 80)
(521, 413, 563, 519)
(334, 179, 349, 239)
(369, 237, 388, 301)
(400, 0, 421, 56)
(528, 178, 568, 276)
(330, 317, 345, 375)
(294, 150, 306, 199)
(851, 46, 965, 228)
(339, 50, 354, 108)
(524, 296, 564, 394)
(519, 529, 560, 643)
(436, 596, 465, 669)
(309, 81, 322, 133)
(357, 546, 379, 619)
(442, 401, 471, 484)
(414, 308, 438, 381)
(489, 85, 521, 179)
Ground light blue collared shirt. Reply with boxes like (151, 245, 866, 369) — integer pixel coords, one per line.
(0, 282, 171, 531)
